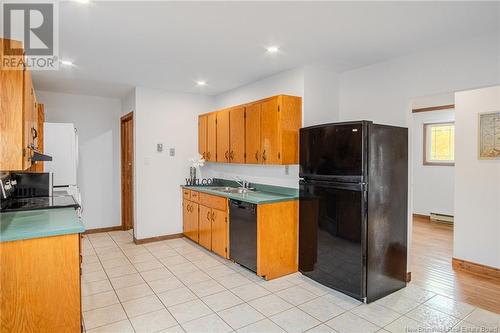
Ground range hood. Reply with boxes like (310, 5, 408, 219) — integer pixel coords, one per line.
(31, 151, 53, 162)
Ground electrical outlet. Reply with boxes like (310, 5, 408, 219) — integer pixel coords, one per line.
(169, 148, 175, 156)
(285, 165, 289, 175)
(157, 143, 163, 152)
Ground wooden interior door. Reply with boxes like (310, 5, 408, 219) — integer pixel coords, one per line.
(260, 98, 280, 164)
(245, 103, 261, 164)
(207, 113, 217, 162)
(229, 107, 245, 163)
(211, 208, 227, 258)
(121, 112, 134, 230)
(216, 110, 230, 163)
(198, 115, 207, 159)
(198, 205, 212, 250)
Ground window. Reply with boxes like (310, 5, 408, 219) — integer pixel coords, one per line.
(424, 122, 455, 165)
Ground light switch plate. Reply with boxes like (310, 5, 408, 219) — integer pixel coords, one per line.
(157, 143, 163, 152)
(169, 148, 175, 156)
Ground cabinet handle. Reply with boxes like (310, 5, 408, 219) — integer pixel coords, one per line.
(207, 211, 211, 221)
(255, 151, 259, 161)
(262, 150, 267, 161)
(206, 152, 211, 160)
(211, 211, 216, 221)
(225, 150, 229, 161)
(202, 152, 206, 160)
(230, 151, 234, 160)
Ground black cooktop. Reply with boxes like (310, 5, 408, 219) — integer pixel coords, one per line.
(0, 195, 80, 213)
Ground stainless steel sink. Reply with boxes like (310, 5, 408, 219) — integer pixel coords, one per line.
(209, 187, 254, 194)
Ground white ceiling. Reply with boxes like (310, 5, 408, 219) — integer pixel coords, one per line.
(32, 1, 499, 98)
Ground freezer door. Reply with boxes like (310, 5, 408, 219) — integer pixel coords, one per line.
(299, 180, 366, 300)
(300, 122, 368, 182)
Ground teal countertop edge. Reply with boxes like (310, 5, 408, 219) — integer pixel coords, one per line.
(0, 207, 85, 243)
(182, 179, 299, 204)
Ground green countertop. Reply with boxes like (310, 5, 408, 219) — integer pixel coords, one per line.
(0, 208, 85, 242)
(182, 180, 299, 204)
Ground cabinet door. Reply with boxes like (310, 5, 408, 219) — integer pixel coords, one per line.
(229, 106, 245, 164)
(0, 40, 24, 171)
(23, 67, 34, 169)
(211, 208, 228, 258)
(190, 202, 199, 243)
(260, 98, 280, 164)
(198, 115, 207, 159)
(183, 200, 190, 238)
(216, 110, 230, 163)
(206, 113, 217, 162)
(198, 205, 212, 250)
(245, 103, 261, 164)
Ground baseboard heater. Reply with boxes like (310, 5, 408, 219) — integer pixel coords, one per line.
(430, 212, 454, 224)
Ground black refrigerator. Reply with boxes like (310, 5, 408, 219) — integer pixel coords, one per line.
(299, 120, 408, 303)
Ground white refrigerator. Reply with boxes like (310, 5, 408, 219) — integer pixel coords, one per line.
(43, 123, 82, 206)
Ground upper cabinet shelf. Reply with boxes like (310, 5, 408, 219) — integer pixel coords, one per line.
(198, 95, 302, 165)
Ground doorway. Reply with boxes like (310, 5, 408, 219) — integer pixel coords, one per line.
(121, 112, 134, 230)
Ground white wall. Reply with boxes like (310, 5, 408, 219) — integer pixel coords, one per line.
(411, 109, 455, 216)
(339, 33, 499, 126)
(134, 87, 214, 239)
(303, 61, 340, 127)
(454, 86, 500, 269)
(38, 91, 122, 230)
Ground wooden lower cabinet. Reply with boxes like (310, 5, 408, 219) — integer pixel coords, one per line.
(182, 189, 228, 259)
(257, 200, 299, 280)
(210, 208, 227, 258)
(183, 200, 199, 243)
(0, 233, 82, 332)
(198, 204, 212, 250)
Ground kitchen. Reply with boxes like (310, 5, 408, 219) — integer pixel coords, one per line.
(1, 2, 500, 333)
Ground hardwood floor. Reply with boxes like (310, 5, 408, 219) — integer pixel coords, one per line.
(411, 216, 500, 313)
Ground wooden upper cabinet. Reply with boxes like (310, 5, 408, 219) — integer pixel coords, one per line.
(23, 68, 34, 169)
(216, 110, 230, 163)
(198, 114, 207, 159)
(0, 38, 32, 171)
(229, 106, 245, 164)
(197, 94, 301, 166)
(277, 95, 302, 164)
(245, 103, 261, 164)
(206, 113, 217, 162)
(260, 98, 280, 164)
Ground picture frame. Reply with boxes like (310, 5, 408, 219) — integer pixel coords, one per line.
(478, 111, 500, 160)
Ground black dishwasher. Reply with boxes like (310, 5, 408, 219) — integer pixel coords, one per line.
(229, 200, 257, 272)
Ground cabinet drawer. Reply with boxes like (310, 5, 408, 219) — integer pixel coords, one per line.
(183, 189, 191, 200)
(199, 193, 227, 211)
(190, 191, 200, 203)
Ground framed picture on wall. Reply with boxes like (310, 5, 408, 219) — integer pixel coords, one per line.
(478, 111, 500, 159)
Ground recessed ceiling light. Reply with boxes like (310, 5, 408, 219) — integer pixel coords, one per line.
(74, 0, 90, 4)
(196, 80, 207, 86)
(60, 60, 74, 66)
(266, 46, 279, 53)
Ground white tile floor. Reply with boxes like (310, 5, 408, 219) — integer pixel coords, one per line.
(81, 231, 500, 333)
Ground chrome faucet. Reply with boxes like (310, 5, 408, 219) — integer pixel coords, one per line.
(234, 176, 250, 189)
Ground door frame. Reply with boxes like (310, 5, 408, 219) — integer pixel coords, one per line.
(121, 112, 134, 231)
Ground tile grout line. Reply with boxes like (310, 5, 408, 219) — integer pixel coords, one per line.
(85, 232, 140, 333)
